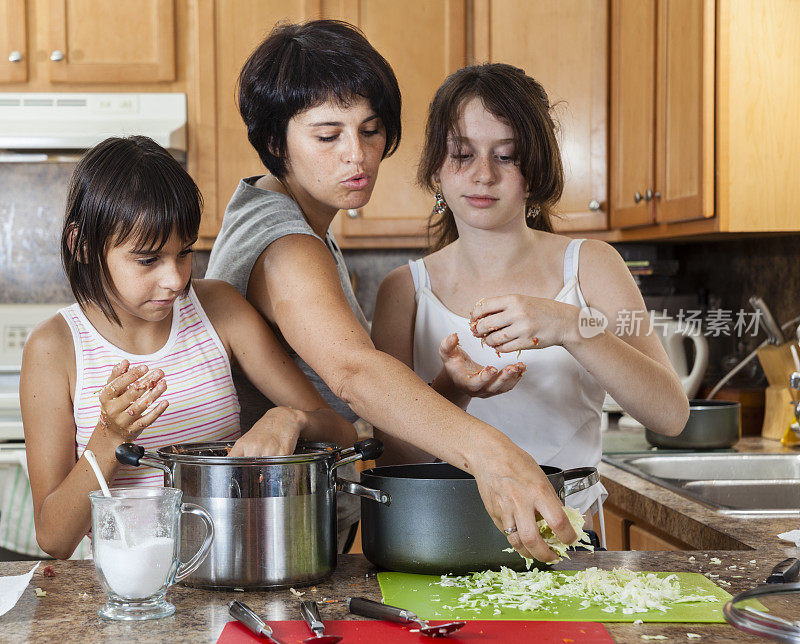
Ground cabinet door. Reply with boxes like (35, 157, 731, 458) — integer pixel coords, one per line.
(47, 0, 175, 83)
(474, 0, 607, 232)
(654, 0, 709, 223)
(609, 0, 656, 228)
(601, 503, 629, 551)
(628, 523, 682, 551)
(328, 0, 466, 247)
(0, 0, 27, 83)
(210, 1, 324, 238)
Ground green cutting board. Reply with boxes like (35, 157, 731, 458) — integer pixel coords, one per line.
(378, 571, 732, 623)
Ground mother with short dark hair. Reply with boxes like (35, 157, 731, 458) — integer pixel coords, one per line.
(206, 19, 576, 560)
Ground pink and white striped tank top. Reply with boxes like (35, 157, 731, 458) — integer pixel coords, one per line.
(61, 286, 241, 488)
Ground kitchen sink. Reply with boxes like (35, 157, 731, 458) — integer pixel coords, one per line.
(602, 453, 800, 516)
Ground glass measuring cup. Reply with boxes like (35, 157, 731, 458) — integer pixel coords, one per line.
(89, 487, 214, 620)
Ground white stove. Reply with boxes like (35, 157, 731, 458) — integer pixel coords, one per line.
(0, 303, 68, 558)
(0, 303, 68, 442)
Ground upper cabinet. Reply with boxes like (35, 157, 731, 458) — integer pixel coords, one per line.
(473, 0, 608, 233)
(327, 0, 466, 248)
(46, 0, 176, 83)
(609, 0, 711, 230)
(0, 0, 176, 86)
(0, 0, 27, 83)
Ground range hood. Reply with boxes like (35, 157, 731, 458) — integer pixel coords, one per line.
(0, 93, 186, 161)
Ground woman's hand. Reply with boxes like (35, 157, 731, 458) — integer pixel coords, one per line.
(438, 333, 525, 399)
(229, 406, 306, 457)
(97, 360, 168, 442)
(467, 437, 577, 562)
(469, 295, 579, 353)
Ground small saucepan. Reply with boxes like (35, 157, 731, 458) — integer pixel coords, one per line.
(645, 399, 741, 450)
(358, 461, 598, 575)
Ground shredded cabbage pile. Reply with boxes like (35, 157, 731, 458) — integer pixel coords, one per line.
(437, 566, 718, 615)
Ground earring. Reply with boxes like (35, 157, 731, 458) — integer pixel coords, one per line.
(526, 204, 541, 221)
(432, 185, 448, 217)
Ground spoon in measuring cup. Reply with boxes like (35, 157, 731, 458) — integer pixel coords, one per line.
(84, 449, 131, 547)
(347, 597, 466, 637)
(300, 600, 342, 644)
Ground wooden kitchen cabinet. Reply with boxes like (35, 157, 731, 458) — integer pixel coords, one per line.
(603, 0, 800, 240)
(472, 0, 608, 233)
(0, 0, 27, 83)
(602, 504, 629, 551)
(604, 500, 692, 551)
(629, 524, 684, 552)
(609, 0, 711, 230)
(45, 0, 176, 83)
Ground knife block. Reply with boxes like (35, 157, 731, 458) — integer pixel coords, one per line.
(761, 385, 796, 440)
(756, 341, 798, 386)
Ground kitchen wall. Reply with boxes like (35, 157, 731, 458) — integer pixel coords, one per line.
(3, 162, 799, 388)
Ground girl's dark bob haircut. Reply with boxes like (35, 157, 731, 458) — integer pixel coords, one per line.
(61, 135, 202, 325)
(238, 19, 402, 179)
(418, 63, 564, 252)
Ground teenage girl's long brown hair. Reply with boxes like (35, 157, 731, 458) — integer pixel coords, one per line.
(418, 63, 564, 253)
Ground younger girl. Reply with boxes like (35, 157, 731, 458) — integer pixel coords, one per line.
(21, 136, 356, 559)
(371, 64, 689, 534)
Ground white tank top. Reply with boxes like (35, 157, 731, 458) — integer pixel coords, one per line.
(409, 238, 607, 514)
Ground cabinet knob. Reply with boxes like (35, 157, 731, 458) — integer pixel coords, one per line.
(8, 50, 22, 63)
(653, 191, 661, 200)
(645, 189, 653, 202)
(49, 50, 64, 62)
(588, 199, 601, 211)
(634, 191, 644, 204)
(346, 209, 360, 219)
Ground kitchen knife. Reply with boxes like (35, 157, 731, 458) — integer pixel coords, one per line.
(767, 558, 800, 584)
(749, 296, 785, 345)
(228, 600, 285, 643)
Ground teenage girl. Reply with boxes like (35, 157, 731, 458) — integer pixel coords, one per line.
(371, 64, 689, 533)
(21, 136, 356, 559)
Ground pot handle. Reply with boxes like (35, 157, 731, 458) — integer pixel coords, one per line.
(331, 438, 384, 471)
(337, 479, 391, 505)
(562, 467, 599, 497)
(115, 443, 174, 487)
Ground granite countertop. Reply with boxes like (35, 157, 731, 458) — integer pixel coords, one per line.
(2, 432, 798, 642)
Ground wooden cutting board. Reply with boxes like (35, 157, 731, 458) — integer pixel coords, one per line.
(217, 619, 614, 643)
(378, 571, 732, 623)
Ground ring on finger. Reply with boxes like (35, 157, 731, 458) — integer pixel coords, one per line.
(503, 526, 518, 535)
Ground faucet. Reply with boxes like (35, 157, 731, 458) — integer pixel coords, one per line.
(790, 371, 800, 439)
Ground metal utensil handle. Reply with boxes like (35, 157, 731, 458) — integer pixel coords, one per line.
(229, 600, 273, 637)
(562, 467, 599, 497)
(173, 503, 215, 583)
(301, 600, 324, 635)
(347, 597, 421, 625)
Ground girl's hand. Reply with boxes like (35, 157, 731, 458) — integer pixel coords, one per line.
(97, 360, 169, 442)
(469, 295, 579, 353)
(438, 333, 525, 399)
(229, 406, 306, 457)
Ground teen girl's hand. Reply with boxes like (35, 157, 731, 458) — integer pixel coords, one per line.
(436, 333, 525, 401)
(469, 295, 580, 353)
(229, 406, 307, 457)
(97, 359, 169, 442)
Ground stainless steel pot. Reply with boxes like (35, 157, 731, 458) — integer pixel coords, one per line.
(116, 438, 385, 590)
(358, 462, 598, 575)
(645, 399, 741, 449)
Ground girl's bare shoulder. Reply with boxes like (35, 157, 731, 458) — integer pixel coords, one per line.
(22, 313, 73, 369)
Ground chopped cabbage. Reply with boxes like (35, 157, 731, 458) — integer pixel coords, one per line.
(503, 505, 593, 564)
(436, 566, 718, 615)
